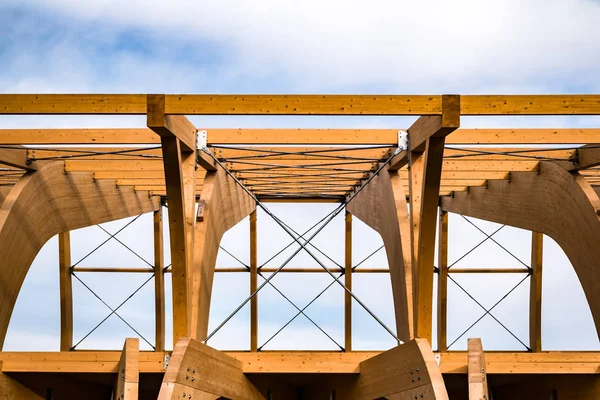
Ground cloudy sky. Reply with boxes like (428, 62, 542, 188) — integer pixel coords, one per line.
(1, 0, 600, 353)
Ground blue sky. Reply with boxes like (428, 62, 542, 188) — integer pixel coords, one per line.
(1, 0, 600, 353)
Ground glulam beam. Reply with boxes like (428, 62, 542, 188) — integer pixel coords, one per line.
(530, 232, 543, 353)
(409, 95, 460, 342)
(58, 231, 73, 352)
(468, 338, 490, 400)
(441, 161, 600, 338)
(0, 161, 159, 348)
(113, 338, 139, 400)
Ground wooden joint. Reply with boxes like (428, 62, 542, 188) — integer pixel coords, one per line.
(196, 200, 206, 222)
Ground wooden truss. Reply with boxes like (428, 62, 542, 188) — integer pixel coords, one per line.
(0, 94, 599, 399)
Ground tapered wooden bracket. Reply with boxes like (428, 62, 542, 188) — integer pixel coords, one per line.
(303, 339, 449, 399)
(347, 166, 413, 342)
(441, 161, 600, 339)
(0, 148, 38, 170)
(468, 338, 489, 400)
(113, 338, 139, 400)
(158, 338, 264, 400)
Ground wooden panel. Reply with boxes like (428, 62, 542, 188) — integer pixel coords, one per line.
(0, 361, 43, 399)
(346, 166, 413, 342)
(461, 95, 600, 115)
(58, 231, 73, 352)
(0, 161, 159, 348)
(314, 339, 448, 399)
(154, 209, 166, 352)
(467, 338, 489, 400)
(158, 338, 263, 400)
(250, 210, 258, 352)
(530, 232, 543, 353)
(113, 338, 139, 400)
(441, 161, 600, 339)
(192, 167, 255, 340)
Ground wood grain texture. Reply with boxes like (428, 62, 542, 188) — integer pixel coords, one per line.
(192, 167, 256, 340)
(0, 161, 159, 348)
(0, 361, 43, 400)
(468, 338, 489, 400)
(250, 210, 258, 352)
(346, 166, 413, 342)
(305, 339, 448, 400)
(58, 231, 72, 352)
(0, 187, 9, 207)
(530, 232, 543, 353)
(154, 209, 166, 352)
(158, 338, 264, 400)
(441, 161, 600, 339)
(113, 338, 139, 400)
(437, 211, 448, 352)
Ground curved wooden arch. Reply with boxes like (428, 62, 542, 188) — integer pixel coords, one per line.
(346, 166, 413, 342)
(441, 161, 600, 338)
(0, 161, 160, 348)
(192, 167, 256, 340)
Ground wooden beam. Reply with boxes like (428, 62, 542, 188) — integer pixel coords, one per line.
(461, 95, 600, 115)
(410, 95, 460, 343)
(158, 338, 263, 399)
(148, 94, 198, 343)
(154, 209, 166, 352)
(345, 210, 353, 352)
(568, 146, 600, 171)
(0, 162, 159, 348)
(191, 168, 255, 340)
(0, 361, 43, 399)
(58, 231, 73, 352)
(346, 166, 414, 341)
(3, 94, 600, 115)
(530, 232, 543, 353)
(468, 338, 489, 400)
(437, 210, 449, 352)
(441, 161, 600, 339)
(197, 149, 217, 171)
(250, 210, 258, 352)
(0, 350, 598, 375)
(113, 338, 139, 400)
(0, 149, 38, 170)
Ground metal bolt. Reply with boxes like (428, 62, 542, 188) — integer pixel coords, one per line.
(418, 376, 421, 381)
(188, 396, 192, 399)
(187, 367, 190, 372)
(186, 375, 189, 380)
(416, 368, 420, 372)
(182, 393, 186, 398)
(192, 369, 196, 373)
(412, 378, 415, 382)
(191, 377, 195, 382)
(481, 368, 485, 373)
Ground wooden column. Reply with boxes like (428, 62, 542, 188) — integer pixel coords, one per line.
(113, 338, 139, 400)
(437, 210, 449, 352)
(530, 232, 543, 353)
(154, 208, 165, 352)
(58, 231, 73, 352)
(468, 338, 489, 400)
(148, 94, 198, 343)
(250, 210, 258, 352)
(345, 210, 352, 351)
(409, 95, 460, 343)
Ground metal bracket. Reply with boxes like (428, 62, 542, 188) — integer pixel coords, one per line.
(395, 130, 408, 154)
(434, 353, 441, 367)
(197, 130, 207, 150)
(163, 354, 171, 371)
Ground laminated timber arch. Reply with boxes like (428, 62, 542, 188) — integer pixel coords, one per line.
(0, 161, 160, 348)
(441, 161, 600, 338)
(346, 166, 414, 342)
(192, 167, 256, 340)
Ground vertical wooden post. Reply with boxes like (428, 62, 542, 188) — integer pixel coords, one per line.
(530, 231, 543, 353)
(113, 338, 139, 400)
(58, 231, 73, 352)
(250, 210, 258, 352)
(437, 210, 448, 352)
(154, 208, 165, 352)
(344, 210, 353, 351)
(468, 338, 489, 400)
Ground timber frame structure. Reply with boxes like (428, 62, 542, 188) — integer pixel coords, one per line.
(0, 94, 599, 399)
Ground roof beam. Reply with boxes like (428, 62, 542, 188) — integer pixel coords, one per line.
(147, 94, 196, 152)
(0, 149, 38, 170)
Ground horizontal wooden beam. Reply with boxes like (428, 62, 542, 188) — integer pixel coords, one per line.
(0, 149, 38, 170)
(0, 351, 597, 374)
(3, 94, 600, 115)
(1, 128, 600, 145)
